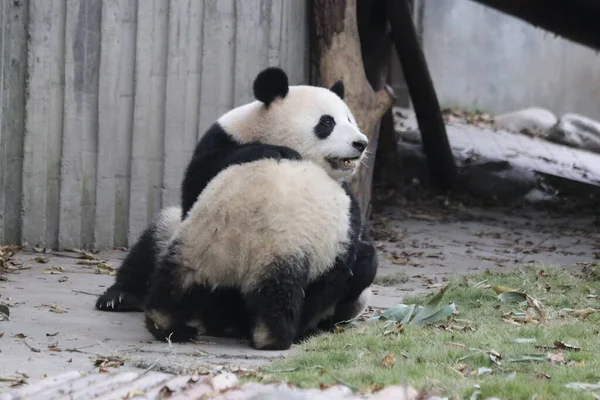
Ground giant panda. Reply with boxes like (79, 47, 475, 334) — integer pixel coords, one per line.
(142, 67, 378, 350)
(96, 68, 315, 312)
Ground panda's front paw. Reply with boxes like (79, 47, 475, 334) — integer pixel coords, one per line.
(95, 287, 143, 312)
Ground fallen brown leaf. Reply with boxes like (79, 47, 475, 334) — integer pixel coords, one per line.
(443, 342, 467, 349)
(123, 389, 145, 399)
(357, 383, 385, 395)
(547, 352, 565, 364)
(554, 340, 581, 352)
(492, 285, 517, 294)
(93, 355, 125, 369)
(49, 305, 67, 314)
(569, 308, 598, 319)
(454, 363, 474, 377)
(381, 353, 396, 369)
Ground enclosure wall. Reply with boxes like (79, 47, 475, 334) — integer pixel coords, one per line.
(0, 0, 309, 249)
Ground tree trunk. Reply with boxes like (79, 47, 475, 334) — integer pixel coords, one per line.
(386, 0, 457, 190)
(312, 0, 394, 222)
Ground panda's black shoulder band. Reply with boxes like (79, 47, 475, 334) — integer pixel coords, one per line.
(253, 67, 289, 107)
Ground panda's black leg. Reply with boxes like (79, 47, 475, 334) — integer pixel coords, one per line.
(95, 227, 158, 312)
(243, 259, 308, 350)
(321, 240, 378, 327)
(143, 241, 200, 343)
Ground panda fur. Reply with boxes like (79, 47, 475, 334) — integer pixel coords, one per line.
(96, 69, 305, 312)
(142, 68, 379, 350)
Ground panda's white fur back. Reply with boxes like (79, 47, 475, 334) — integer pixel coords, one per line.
(175, 158, 352, 293)
(152, 205, 182, 259)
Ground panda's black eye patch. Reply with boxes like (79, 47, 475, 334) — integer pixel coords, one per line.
(314, 115, 336, 139)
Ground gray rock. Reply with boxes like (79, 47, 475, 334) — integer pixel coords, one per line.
(494, 107, 557, 136)
(547, 113, 600, 154)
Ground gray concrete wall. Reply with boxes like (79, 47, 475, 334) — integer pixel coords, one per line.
(0, 0, 309, 250)
(416, 0, 600, 119)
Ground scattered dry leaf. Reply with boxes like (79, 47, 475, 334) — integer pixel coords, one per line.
(569, 308, 598, 319)
(547, 352, 566, 364)
(49, 305, 67, 314)
(383, 323, 405, 336)
(95, 262, 116, 276)
(381, 353, 396, 369)
(454, 363, 474, 377)
(43, 266, 64, 275)
(76, 259, 103, 266)
(356, 383, 384, 395)
(443, 342, 467, 349)
(48, 344, 62, 352)
(93, 355, 125, 368)
(554, 340, 581, 352)
(123, 389, 145, 399)
(491, 285, 516, 294)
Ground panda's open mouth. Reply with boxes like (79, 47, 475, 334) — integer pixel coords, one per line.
(326, 157, 360, 171)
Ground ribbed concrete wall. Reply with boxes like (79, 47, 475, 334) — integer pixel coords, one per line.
(0, 0, 308, 250)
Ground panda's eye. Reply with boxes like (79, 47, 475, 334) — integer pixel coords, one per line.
(314, 115, 336, 139)
(320, 115, 335, 127)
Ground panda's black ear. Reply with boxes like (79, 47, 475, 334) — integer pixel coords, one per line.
(253, 67, 289, 106)
(329, 80, 344, 100)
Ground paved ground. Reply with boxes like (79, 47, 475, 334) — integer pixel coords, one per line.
(1, 110, 598, 397)
(1, 200, 598, 394)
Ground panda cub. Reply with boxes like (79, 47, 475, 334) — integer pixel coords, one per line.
(143, 67, 378, 350)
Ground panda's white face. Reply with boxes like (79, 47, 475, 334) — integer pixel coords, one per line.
(219, 83, 369, 180)
(263, 86, 367, 179)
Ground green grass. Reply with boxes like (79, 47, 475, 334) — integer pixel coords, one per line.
(257, 265, 600, 399)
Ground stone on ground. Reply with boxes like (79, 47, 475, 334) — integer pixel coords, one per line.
(494, 107, 557, 137)
(548, 113, 600, 154)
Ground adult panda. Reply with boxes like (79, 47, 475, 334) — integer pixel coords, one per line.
(96, 68, 318, 312)
(142, 67, 378, 350)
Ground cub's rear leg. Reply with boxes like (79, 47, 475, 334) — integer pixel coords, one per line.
(243, 258, 308, 350)
(318, 239, 378, 331)
(96, 227, 159, 312)
(143, 241, 202, 342)
(96, 206, 182, 312)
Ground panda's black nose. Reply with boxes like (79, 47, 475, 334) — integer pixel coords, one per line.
(352, 140, 367, 152)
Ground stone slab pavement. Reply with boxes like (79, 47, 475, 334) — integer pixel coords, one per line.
(0, 369, 428, 400)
